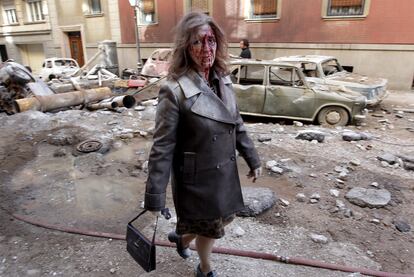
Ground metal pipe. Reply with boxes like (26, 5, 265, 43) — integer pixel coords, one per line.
(111, 95, 136, 108)
(14, 87, 112, 113)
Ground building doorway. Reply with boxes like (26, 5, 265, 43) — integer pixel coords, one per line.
(0, 45, 8, 62)
(18, 44, 45, 74)
(68, 32, 85, 66)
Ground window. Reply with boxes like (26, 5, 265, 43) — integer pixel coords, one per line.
(249, 0, 278, 20)
(88, 0, 102, 14)
(269, 66, 302, 87)
(190, 0, 209, 14)
(324, 0, 370, 18)
(138, 0, 156, 25)
(232, 65, 265, 85)
(27, 0, 45, 22)
(4, 8, 18, 24)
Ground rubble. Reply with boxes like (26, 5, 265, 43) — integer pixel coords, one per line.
(345, 187, 391, 208)
(237, 187, 277, 217)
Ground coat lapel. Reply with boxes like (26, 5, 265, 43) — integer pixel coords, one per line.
(177, 71, 237, 125)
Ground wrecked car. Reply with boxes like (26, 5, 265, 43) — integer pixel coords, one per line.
(230, 59, 367, 126)
(273, 55, 388, 106)
(141, 48, 172, 78)
(39, 58, 80, 81)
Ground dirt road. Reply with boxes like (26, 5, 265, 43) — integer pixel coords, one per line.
(0, 91, 413, 277)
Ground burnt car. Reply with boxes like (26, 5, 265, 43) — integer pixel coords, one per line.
(141, 48, 172, 78)
(273, 55, 388, 106)
(230, 59, 367, 126)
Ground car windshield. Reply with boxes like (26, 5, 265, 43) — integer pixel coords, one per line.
(55, 59, 77, 67)
(321, 59, 344, 76)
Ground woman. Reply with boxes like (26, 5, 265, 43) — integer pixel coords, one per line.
(144, 12, 262, 277)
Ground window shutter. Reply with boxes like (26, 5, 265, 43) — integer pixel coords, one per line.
(330, 0, 363, 7)
(191, 0, 209, 13)
(253, 0, 277, 15)
(142, 0, 155, 14)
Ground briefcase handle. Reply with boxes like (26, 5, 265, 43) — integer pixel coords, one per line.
(128, 208, 172, 243)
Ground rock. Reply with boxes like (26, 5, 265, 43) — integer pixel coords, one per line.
(342, 131, 372, 141)
(134, 105, 146, 111)
(349, 159, 361, 166)
(329, 189, 340, 197)
(293, 121, 304, 127)
(120, 133, 134, 139)
(310, 193, 320, 200)
(258, 135, 272, 142)
(309, 199, 319, 204)
(344, 208, 353, 218)
(265, 160, 278, 169)
(53, 148, 67, 157)
(279, 198, 290, 206)
(380, 161, 390, 167)
(237, 187, 277, 217)
(295, 130, 325, 143)
(393, 220, 411, 232)
(338, 171, 348, 180)
(377, 153, 397, 165)
(296, 193, 306, 202)
(230, 225, 245, 237)
(270, 166, 284, 174)
(27, 269, 41, 276)
(403, 162, 414, 171)
(345, 187, 391, 208)
(370, 182, 379, 188)
(395, 114, 404, 118)
(336, 200, 346, 210)
(309, 173, 317, 178)
(310, 233, 328, 244)
(370, 218, 381, 224)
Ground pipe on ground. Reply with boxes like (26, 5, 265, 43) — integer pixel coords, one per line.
(11, 213, 413, 277)
(13, 87, 112, 113)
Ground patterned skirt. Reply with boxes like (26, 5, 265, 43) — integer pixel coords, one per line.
(176, 214, 235, 239)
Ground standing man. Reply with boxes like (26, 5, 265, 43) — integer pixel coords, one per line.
(239, 39, 251, 58)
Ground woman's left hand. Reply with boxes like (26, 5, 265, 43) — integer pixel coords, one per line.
(247, 167, 262, 183)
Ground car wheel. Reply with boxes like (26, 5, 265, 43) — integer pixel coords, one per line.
(317, 106, 349, 126)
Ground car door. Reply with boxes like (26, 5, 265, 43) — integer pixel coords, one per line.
(263, 66, 315, 120)
(231, 64, 266, 114)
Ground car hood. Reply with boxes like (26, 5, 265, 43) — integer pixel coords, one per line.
(325, 72, 387, 88)
(311, 83, 366, 101)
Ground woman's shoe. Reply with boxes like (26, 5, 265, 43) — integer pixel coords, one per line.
(196, 264, 217, 277)
(167, 231, 191, 259)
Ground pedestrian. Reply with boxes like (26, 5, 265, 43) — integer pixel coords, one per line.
(143, 11, 262, 277)
(239, 39, 251, 58)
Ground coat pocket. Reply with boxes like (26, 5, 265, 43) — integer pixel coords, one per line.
(183, 152, 196, 184)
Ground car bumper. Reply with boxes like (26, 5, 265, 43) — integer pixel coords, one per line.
(366, 90, 389, 106)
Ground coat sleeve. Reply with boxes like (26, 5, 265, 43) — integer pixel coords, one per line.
(144, 84, 179, 211)
(235, 109, 261, 171)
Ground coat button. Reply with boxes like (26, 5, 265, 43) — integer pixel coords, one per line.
(229, 129, 233, 134)
(231, 156, 236, 161)
(212, 135, 217, 141)
(216, 164, 220, 169)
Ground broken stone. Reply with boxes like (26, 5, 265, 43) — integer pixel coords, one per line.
(370, 182, 379, 188)
(310, 233, 328, 244)
(309, 173, 317, 178)
(393, 219, 411, 232)
(403, 162, 414, 171)
(296, 193, 306, 202)
(344, 208, 353, 218)
(349, 159, 361, 166)
(370, 218, 381, 224)
(329, 189, 340, 197)
(309, 199, 319, 204)
(295, 130, 325, 143)
(258, 135, 272, 142)
(377, 153, 397, 165)
(342, 131, 372, 141)
(265, 160, 278, 169)
(371, 114, 384, 118)
(279, 199, 290, 206)
(336, 200, 346, 210)
(293, 121, 304, 127)
(345, 187, 391, 208)
(270, 166, 284, 174)
(53, 148, 67, 157)
(134, 105, 146, 111)
(395, 114, 404, 118)
(310, 193, 320, 200)
(230, 225, 245, 237)
(237, 187, 277, 217)
(338, 171, 348, 180)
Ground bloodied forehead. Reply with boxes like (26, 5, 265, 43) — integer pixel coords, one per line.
(192, 24, 215, 41)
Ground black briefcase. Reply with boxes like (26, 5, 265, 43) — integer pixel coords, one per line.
(126, 209, 171, 272)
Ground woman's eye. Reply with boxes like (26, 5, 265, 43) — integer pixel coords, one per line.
(208, 38, 216, 44)
(192, 40, 202, 46)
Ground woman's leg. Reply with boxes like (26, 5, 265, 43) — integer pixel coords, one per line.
(181, 234, 196, 248)
(195, 235, 215, 273)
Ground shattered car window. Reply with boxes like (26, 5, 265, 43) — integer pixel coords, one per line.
(235, 65, 265, 85)
(321, 59, 344, 76)
(269, 66, 303, 86)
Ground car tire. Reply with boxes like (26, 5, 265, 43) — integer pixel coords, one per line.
(317, 106, 349, 126)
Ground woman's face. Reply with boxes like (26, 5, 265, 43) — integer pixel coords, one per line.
(189, 24, 217, 73)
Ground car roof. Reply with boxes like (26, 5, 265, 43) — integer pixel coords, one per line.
(273, 55, 336, 63)
(44, 57, 76, 61)
(229, 58, 299, 68)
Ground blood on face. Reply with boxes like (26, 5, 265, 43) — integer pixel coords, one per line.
(189, 24, 217, 79)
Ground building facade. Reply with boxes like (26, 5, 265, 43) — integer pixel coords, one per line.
(119, 0, 414, 90)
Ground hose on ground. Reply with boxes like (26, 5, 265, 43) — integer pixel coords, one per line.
(11, 213, 413, 277)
